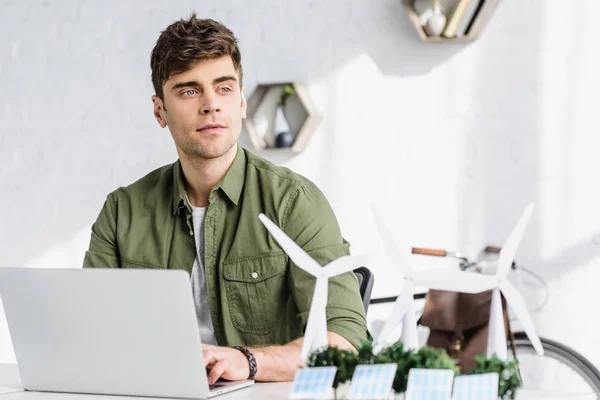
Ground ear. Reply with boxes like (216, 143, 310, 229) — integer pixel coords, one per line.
(240, 88, 247, 119)
(152, 95, 168, 128)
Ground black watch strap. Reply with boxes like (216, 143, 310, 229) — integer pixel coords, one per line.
(233, 345, 257, 380)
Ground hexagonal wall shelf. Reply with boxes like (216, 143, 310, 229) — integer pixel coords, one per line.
(243, 82, 322, 153)
(404, 0, 499, 41)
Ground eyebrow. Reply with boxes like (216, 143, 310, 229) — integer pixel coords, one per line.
(170, 75, 238, 91)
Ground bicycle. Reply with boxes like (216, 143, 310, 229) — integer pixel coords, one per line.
(369, 245, 600, 398)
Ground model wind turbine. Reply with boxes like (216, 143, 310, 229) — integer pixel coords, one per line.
(371, 205, 497, 352)
(258, 213, 371, 361)
(467, 203, 544, 359)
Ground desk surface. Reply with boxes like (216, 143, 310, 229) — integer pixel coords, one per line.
(1, 363, 596, 399)
(0, 364, 291, 400)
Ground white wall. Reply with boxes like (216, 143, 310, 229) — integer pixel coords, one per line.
(1, 0, 599, 367)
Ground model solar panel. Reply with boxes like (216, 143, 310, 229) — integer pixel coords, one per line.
(289, 366, 337, 399)
(452, 373, 499, 400)
(405, 368, 455, 400)
(347, 363, 397, 399)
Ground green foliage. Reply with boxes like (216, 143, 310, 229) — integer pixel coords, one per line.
(279, 83, 296, 107)
(307, 343, 519, 398)
(308, 343, 458, 393)
(307, 346, 358, 388)
(374, 343, 459, 393)
(471, 354, 522, 400)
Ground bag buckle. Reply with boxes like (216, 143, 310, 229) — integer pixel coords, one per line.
(449, 330, 464, 355)
(450, 337, 463, 353)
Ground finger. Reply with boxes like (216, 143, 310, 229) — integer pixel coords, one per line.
(203, 350, 217, 368)
(207, 360, 228, 385)
(205, 358, 218, 370)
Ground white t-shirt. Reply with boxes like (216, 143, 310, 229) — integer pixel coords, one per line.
(189, 202, 218, 346)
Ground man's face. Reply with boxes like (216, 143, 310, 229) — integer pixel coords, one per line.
(152, 56, 247, 160)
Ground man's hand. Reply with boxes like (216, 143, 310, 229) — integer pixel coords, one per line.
(202, 344, 250, 384)
(203, 333, 355, 383)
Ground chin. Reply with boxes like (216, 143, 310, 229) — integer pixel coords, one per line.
(195, 142, 235, 160)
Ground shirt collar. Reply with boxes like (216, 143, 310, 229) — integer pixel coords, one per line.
(171, 145, 246, 215)
(214, 145, 246, 206)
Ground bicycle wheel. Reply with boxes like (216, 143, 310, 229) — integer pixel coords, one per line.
(511, 332, 600, 398)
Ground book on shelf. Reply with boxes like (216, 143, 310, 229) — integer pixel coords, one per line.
(465, 0, 499, 36)
(442, 0, 472, 38)
(456, 0, 483, 36)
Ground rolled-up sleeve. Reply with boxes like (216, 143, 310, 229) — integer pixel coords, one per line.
(282, 183, 368, 350)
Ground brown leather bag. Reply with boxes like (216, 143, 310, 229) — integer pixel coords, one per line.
(418, 289, 517, 373)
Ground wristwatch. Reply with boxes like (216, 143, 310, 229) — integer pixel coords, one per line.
(233, 345, 257, 380)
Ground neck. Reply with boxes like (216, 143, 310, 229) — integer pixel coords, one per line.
(179, 145, 238, 207)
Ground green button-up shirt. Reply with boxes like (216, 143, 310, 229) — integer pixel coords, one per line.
(83, 146, 368, 349)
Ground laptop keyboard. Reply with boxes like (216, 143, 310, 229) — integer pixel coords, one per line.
(209, 383, 227, 390)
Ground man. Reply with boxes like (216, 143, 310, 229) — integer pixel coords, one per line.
(83, 14, 368, 384)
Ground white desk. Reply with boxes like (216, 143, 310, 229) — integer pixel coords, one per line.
(0, 364, 291, 399)
(1, 363, 596, 399)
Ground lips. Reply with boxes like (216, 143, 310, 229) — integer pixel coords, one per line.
(197, 124, 225, 134)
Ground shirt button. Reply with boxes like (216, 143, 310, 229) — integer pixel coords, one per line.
(251, 272, 258, 279)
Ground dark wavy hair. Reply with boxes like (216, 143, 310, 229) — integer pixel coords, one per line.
(150, 14, 243, 101)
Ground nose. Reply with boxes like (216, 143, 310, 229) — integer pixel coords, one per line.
(200, 92, 221, 115)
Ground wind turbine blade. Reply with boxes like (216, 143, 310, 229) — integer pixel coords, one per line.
(259, 213, 322, 277)
(301, 278, 329, 361)
(499, 280, 544, 356)
(376, 281, 415, 345)
(301, 306, 328, 361)
(323, 254, 373, 278)
(414, 269, 496, 293)
(300, 322, 315, 361)
(487, 289, 509, 360)
(370, 205, 414, 278)
(497, 203, 534, 279)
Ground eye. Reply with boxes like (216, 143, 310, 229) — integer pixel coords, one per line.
(182, 89, 197, 96)
(220, 87, 232, 93)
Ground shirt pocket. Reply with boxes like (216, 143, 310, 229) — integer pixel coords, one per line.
(222, 253, 288, 335)
(120, 257, 165, 270)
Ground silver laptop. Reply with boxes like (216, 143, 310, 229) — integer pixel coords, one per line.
(0, 267, 253, 399)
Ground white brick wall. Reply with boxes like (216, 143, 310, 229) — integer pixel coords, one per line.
(1, 0, 599, 368)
